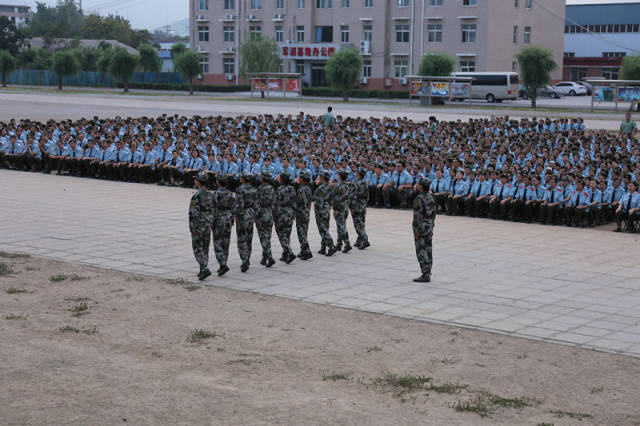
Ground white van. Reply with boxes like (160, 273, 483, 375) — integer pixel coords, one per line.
(452, 72, 519, 103)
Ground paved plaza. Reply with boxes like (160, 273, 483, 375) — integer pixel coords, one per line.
(1, 169, 639, 357)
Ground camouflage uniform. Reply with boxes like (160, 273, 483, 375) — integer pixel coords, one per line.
(212, 185, 236, 269)
(413, 189, 436, 279)
(275, 181, 296, 259)
(295, 181, 313, 257)
(234, 179, 258, 268)
(313, 180, 336, 252)
(332, 177, 351, 249)
(256, 180, 275, 260)
(189, 188, 213, 268)
(350, 176, 370, 247)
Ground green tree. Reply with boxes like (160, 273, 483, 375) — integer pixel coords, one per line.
(27, 0, 83, 39)
(324, 48, 363, 101)
(170, 42, 187, 60)
(174, 50, 201, 95)
(52, 49, 81, 90)
(239, 34, 281, 98)
(108, 47, 138, 93)
(515, 45, 557, 109)
(418, 52, 455, 76)
(17, 48, 51, 70)
(0, 50, 16, 87)
(138, 43, 161, 72)
(0, 16, 24, 55)
(621, 54, 640, 80)
(96, 47, 113, 84)
(82, 14, 151, 48)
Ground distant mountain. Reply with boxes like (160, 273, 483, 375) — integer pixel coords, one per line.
(153, 18, 189, 37)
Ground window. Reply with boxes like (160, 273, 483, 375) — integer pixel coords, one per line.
(224, 0, 235, 9)
(429, 0, 443, 5)
(296, 25, 305, 42)
(459, 60, 475, 72)
(512, 61, 517, 71)
(298, 0, 305, 7)
(363, 24, 372, 41)
(341, 25, 349, 42)
(316, 26, 333, 42)
(513, 25, 518, 44)
(525, 0, 531, 8)
(524, 26, 531, 44)
(250, 25, 261, 40)
(224, 25, 235, 42)
(564, 52, 575, 57)
(397, 0, 409, 6)
(461, 23, 476, 43)
(394, 59, 408, 77)
(603, 52, 626, 58)
(342, 0, 350, 6)
(198, 25, 209, 42)
(395, 24, 410, 42)
(569, 67, 586, 81)
(602, 67, 619, 80)
(199, 0, 208, 11)
(463, 0, 477, 5)
(514, 0, 518, 6)
(428, 24, 442, 42)
(250, 0, 262, 9)
(362, 59, 372, 77)
(223, 57, 235, 74)
(296, 62, 305, 75)
(200, 56, 209, 74)
(472, 74, 507, 85)
(316, 0, 333, 7)
(364, 0, 373, 7)
(275, 25, 284, 42)
(276, 0, 284, 7)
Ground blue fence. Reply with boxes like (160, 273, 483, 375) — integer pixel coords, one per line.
(6, 70, 185, 87)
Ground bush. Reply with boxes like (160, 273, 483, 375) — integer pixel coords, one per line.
(302, 87, 409, 99)
(116, 81, 251, 92)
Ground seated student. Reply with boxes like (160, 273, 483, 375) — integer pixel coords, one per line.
(23, 137, 41, 172)
(446, 169, 469, 216)
(488, 174, 514, 220)
(163, 149, 184, 186)
(539, 177, 564, 225)
(565, 180, 591, 227)
(47, 138, 67, 175)
(2, 135, 25, 170)
(430, 168, 450, 213)
(61, 138, 82, 176)
(463, 172, 480, 217)
(136, 142, 157, 183)
(592, 180, 608, 226)
(509, 172, 527, 221)
(602, 178, 625, 222)
(80, 139, 100, 177)
(108, 139, 132, 181)
(182, 147, 203, 188)
(523, 175, 544, 223)
(614, 181, 640, 232)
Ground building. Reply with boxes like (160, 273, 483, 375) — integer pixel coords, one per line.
(563, 1, 640, 82)
(0, 3, 30, 27)
(190, 0, 564, 89)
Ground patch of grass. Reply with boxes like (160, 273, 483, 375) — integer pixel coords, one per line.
(0, 262, 15, 277)
(590, 386, 604, 393)
(322, 371, 352, 381)
(49, 274, 68, 282)
(537, 423, 555, 426)
(428, 382, 469, 394)
(64, 297, 90, 302)
(0, 251, 30, 259)
(6, 287, 27, 294)
(125, 276, 144, 282)
(453, 397, 492, 418)
(189, 328, 221, 343)
(452, 393, 531, 418)
(25, 266, 40, 271)
(489, 395, 529, 409)
(69, 302, 89, 317)
(366, 346, 382, 353)
(5, 314, 26, 320)
(59, 325, 80, 333)
(167, 278, 187, 285)
(550, 410, 592, 420)
(375, 373, 433, 395)
(70, 274, 89, 281)
(82, 326, 98, 335)
(185, 284, 201, 292)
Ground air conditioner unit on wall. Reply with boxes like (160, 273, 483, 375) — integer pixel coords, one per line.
(195, 14, 204, 21)
(226, 46, 234, 52)
(359, 40, 370, 54)
(226, 74, 234, 81)
(247, 14, 255, 20)
(274, 13, 283, 19)
(360, 77, 368, 84)
(197, 74, 203, 80)
(400, 77, 408, 85)
(227, 14, 234, 20)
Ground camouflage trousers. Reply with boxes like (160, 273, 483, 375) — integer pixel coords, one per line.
(213, 214, 233, 267)
(350, 207, 368, 243)
(275, 208, 294, 255)
(236, 211, 255, 265)
(255, 208, 273, 257)
(191, 230, 211, 268)
(315, 210, 334, 249)
(334, 208, 350, 245)
(414, 233, 433, 276)
(295, 211, 311, 252)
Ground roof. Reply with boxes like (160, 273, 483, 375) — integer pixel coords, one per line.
(28, 38, 139, 55)
(566, 2, 640, 24)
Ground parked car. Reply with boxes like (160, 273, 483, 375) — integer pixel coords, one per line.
(578, 81, 593, 95)
(518, 85, 563, 99)
(553, 81, 588, 96)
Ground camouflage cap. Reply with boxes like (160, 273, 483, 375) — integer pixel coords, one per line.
(280, 171, 291, 181)
(338, 170, 349, 179)
(357, 167, 367, 176)
(261, 170, 272, 180)
(299, 170, 312, 181)
(320, 170, 332, 181)
(418, 178, 432, 189)
(242, 170, 253, 178)
(195, 172, 209, 183)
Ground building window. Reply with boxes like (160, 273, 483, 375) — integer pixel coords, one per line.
(198, 25, 209, 42)
(564, 52, 575, 57)
(296, 62, 305, 75)
(316, 0, 333, 7)
(463, 0, 477, 5)
(316, 26, 333, 42)
(275, 25, 284, 42)
(364, 0, 373, 7)
(298, 0, 305, 7)
(429, 0, 443, 5)
(514, 0, 518, 6)
(363, 24, 372, 41)
(428, 24, 442, 43)
(513, 25, 518, 44)
(602, 67, 619, 80)
(250, 0, 262, 9)
(200, 56, 209, 74)
(223, 57, 235, 74)
(397, 0, 409, 7)
(394, 59, 408, 77)
(459, 60, 475, 72)
(512, 61, 518, 71)
(250, 25, 262, 40)
(603, 52, 626, 57)
(524, 26, 531, 44)
(296, 25, 305, 42)
(362, 59, 371, 77)
(461, 23, 476, 43)
(341, 25, 349, 42)
(525, 0, 532, 8)
(569, 67, 586, 81)
(276, 0, 284, 8)
(199, 0, 208, 11)
(224, 25, 235, 42)
(395, 24, 410, 42)
(342, 0, 350, 6)
(224, 0, 235, 9)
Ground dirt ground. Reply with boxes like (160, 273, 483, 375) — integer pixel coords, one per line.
(2, 252, 640, 425)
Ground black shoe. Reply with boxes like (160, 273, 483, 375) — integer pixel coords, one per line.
(359, 240, 370, 250)
(241, 262, 249, 273)
(354, 239, 362, 249)
(217, 265, 229, 277)
(342, 244, 352, 253)
(413, 275, 431, 283)
(198, 268, 212, 281)
(326, 246, 338, 257)
(614, 228, 622, 233)
(318, 247, 327, 255)
(336, 244, 342, 252)
(280, 255, 286, 262)
(286, 252, 296, 264)
(266, 257, 275, 268)
(300, 251, 313, 261)
(260, 255, 266, 265)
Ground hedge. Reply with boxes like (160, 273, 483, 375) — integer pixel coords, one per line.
(302, 87, 410, 99)
(116, 81, 251, 92)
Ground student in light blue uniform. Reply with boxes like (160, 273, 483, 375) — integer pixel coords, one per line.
(614, 181, 640, 232)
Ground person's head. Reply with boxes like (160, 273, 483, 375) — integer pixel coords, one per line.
(626, 112, 632, 121)
(194, 172, 208, 189)
(416, 178, 431, 193)
(260, 170, 272, 184)
(630, 181, 638, 192)
(327, 106, 332, 113)
(279, 172, 291, 185)
(338, 170, 348, 182)
(613, 178, 621, 188)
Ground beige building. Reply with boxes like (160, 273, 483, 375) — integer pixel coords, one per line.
(189, 0, 564, 89)
(0, 3, 30, 27)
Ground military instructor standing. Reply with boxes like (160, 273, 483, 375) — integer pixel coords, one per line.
(413, 178, 436, 283)
(189, 172, 214, 281)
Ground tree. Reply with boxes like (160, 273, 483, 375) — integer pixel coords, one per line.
(621, 55, 640, 80)
(0, 16, 24, 55)
(96, 47, 113, 84)
(174, 50, 201, 95)
(26, 0, 83, 39)
(108, 47, 138, 93)
(17, 48, 51, 70)
(419, 52, 455, 76)
(324, 48, 363, 101)
(515, 45, 557, 109)
(239, 34, 282, 98)
(82, 14, 151, 48)
(52, 50, 81, 90)
(0, 50, 16, 87)
(170, 42, 187, 59)
(138, 43, 161, 72)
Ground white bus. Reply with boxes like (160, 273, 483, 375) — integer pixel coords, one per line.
(452, 72, 519, 103)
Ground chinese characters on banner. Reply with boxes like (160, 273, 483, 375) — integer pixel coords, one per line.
(280, 44, 338, 60)
(252, 77, 301, 93)
(285, 78, 300, 92)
